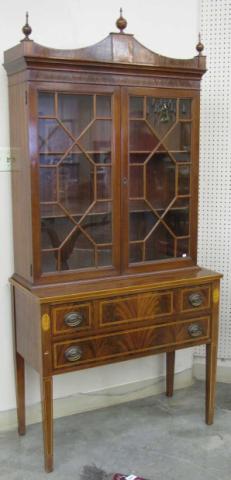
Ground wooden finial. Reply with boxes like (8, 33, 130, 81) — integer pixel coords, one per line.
(196, 33, 204, 55)
(116, 8, 127, 33)
(21, 12, 32, 41)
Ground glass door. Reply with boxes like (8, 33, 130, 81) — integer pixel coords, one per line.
(36, 87, 120, 279)
(122, 88, 198, 272)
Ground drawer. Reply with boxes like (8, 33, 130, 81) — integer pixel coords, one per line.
(51, 302, 92, 335)
(180, 285, 211, 313)
(99, 291, 174, 327)
(53, 316, 210, 370)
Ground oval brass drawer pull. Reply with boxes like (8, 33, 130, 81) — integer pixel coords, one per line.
(188, 292, 203, 307)
(64, 346, 82, 362)
(64, 311, 84, 327)
(188, 324, 203, 338)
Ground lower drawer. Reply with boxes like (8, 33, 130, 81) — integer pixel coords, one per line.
(53, 316, 210, 370)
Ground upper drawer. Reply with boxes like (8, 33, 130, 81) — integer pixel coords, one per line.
(51, 302, 92, 335)
(180, 285, 211, 312)
(99, 291, 174, 326)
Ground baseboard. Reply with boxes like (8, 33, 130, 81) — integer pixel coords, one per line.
(0, 368, 193, 432)
(193, 358, 231, 383)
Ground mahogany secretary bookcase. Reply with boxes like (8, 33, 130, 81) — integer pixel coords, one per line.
(4, 12, 222, 472)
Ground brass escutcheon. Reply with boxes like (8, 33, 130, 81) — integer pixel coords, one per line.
(213, 288, 219, 304)
(41, 313, 50, 332)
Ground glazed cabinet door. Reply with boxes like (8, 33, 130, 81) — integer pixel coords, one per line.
(30, 85, 121, 283)
(121, 87, 199, 273)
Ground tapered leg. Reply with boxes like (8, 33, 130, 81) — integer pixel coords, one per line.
(40, 376, 53, 473)
(206, 343, 218, 425)
(15, 352, 26, 435)
(166, 351, 175, 397)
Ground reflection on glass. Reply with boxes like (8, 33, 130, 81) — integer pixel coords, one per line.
(38, 93, 54, 116)
(177, 238, 189, 257)
(129, 152, 149, 163)
(146, 97, 176, 138)
(79, 120, 111, 151)
(40, 203, 63, 219)
(129, 243, 143, 263)
(41, 251, 57, 273)
(130, 212, 158, 241)
(179, 99, 192, 119)
(98, 247, 112, 266)
(146, 153, 175, 209)
(81, 202, 112, 244)
(59, 151, 94, 214)
(129, 199, 150, 212)
(130, 121, 159, 151)
(173, 152, 190, 162)
(128, 96, 192, 265)
(39, 119, 73, 153)
(60, 230, 95, 270)
(40, 168, 57, 202)
(38, 91, 113, 274)
(90, 152, 111, 164)
(129, 200, 158, 241)
(164, 122, 191, 152)
(146, 224, 174, 260)
(164, 198, 189, 236)
(130, 97, 144, 118)
(129, 166, 143, 198)
(41, 217, 75, 249)
(40, 154, 61, 165)
(88, 201, 111, 214)
(178, 165, 190, 195)
(96, 167, 111, 199)
(58, 94, 93, 138)
(96, 96, 111, 117)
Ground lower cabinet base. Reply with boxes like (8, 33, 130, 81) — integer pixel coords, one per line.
(15, 345, 218, 473)
(12, 269, 221, 472)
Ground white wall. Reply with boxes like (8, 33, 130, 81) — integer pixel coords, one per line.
(196, 0, 231, 362)
(0, 0, 199, 414)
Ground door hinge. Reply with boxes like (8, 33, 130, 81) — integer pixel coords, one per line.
(30, 264, 33, 276)
(25, 90, 28, 105)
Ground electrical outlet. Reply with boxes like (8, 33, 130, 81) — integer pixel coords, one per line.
(0, 147, 19, 172)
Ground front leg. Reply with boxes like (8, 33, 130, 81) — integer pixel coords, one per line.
(40, 376, 53, 473)
(206, 343, 217, 425)
(206, 281, 220, 424)
(166, 351, 175, 397)
(15, 352, 26, 435)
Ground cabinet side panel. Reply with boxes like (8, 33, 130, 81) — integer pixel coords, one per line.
(8, 81, 33, 282)
(14, 287, 42, 373)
